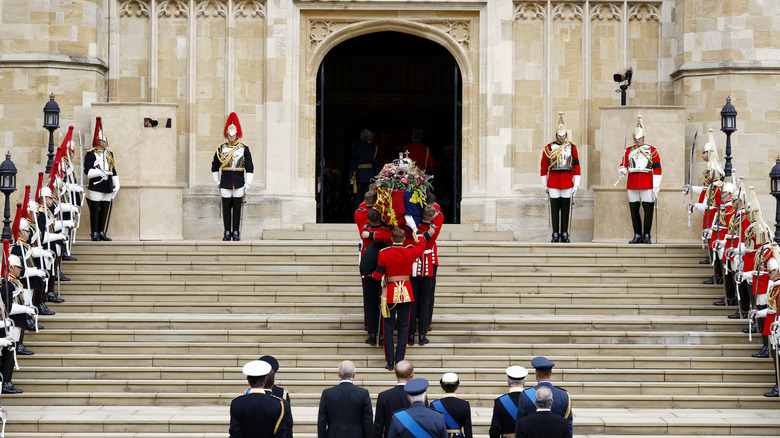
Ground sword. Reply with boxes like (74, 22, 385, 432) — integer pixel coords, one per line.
(613, 111, 632, 186)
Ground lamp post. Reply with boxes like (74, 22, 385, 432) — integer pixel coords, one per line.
(770, 157, 780, 244)
(43, 93, 60, 174)
(720, 96, 737, 178)
(0, 152, 17, 240)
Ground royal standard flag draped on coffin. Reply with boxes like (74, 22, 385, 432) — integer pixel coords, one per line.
(373, 154, 433, 228)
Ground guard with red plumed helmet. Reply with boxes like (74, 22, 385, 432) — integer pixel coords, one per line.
(84, 117, 119, 241)
(211, 112, 254, 241)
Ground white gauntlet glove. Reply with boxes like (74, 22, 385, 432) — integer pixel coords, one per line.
(540, 175, 548, 193)
(88, 168, 108, 181)
(404, 214, 418, 233)
(618, 166, 628, 177)
(212, 172, 220, 186)
(572, 175, 581, 197)
(111, 176, 120, 194)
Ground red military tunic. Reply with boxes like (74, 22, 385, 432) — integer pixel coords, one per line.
(373, 233, 426, 304)
(752, 244, 772, 296)
(540, 142, 580, 190)
(354, 202, 369, 232)
(414, 217, 442, 278)
(360, 223, 392, 258)
(402, 142, 436, 170)
(621, 144, 661, 190)
(763, 281, 779, 336)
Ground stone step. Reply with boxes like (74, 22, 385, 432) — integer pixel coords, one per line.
(71, 240, 706, 255)
(57, 282, 723, 295)
(60, 260, 715, 275)
(17, 365, 774, 384)
(69, 250, 708, 264)
(5, 406, 779, 436)
(29, 313, 755, 332)
(3, 390, 778, 409)
(56, 269, 713, 283)
(47, 301, 737, 317)
(51, 292, 727, 306)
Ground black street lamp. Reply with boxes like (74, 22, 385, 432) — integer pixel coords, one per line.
(770, 157, 780, 244)
(43, 93, 60, 174)
(0, 152, 17, 240)
(720, 96, 737, 178)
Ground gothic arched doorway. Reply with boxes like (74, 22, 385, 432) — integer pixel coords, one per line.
(316, 31, 462, 224)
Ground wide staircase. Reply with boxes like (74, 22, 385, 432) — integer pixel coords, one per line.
(3, 229, 780, 437)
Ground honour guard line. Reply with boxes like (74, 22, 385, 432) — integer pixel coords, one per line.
(0, 118, 89, 395)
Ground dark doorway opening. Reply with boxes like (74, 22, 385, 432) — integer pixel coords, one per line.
(316, 31, 462, 224)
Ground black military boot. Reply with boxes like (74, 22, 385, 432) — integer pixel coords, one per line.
(232, 231, 240, 241)
(642, 202, 654, 244)
(560, 232, 570, 243)
(550, 197, 561, 243)
(87, 199, 100, 241)
(551, 233, 560, 243)
(407, 334, 415, 346)
(1, 350, 21, 394)
(223, 231, 231, 241)
(629, 202, 642, 243)
(365, 334, 377, 345)
(765, 384, 779, 397)
(418, 334, 429, 345)
(16, 343, 34, 356)
(642, 234, 652, 244)
(38, 301, 55, 316)
(753, 342, 770, 358)
(47, 291, 64, 303)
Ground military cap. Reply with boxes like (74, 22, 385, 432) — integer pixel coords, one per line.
(506, 365, 528, 379)
(531, 356, 555, 370)
(259, 355, 280, 372)
(242, 360, 272, 377)
(440, 372, 459, 386)
(404, 378, 429, 395)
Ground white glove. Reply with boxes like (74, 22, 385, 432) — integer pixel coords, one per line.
(88, 168, 108, 181)
(111, 176, 120, 194)
(24, 267, 47, 279)
(212, 172, 220, 185)
(0, 338, 12, 347)
(618, 166, 628, 177)
(540, 175, 548, 193)
(67, 183, 85, 193)
(9, 303, 34, 316)
(572, 175, 581, 197)
(58, 203, 79, 214)
(43, 232, 65, 244)
(652, 175, 663, 198)
(404, 214, 418, 233)
(692, 203, 706, 213)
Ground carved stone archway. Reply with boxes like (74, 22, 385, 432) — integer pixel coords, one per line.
(296, 9, 481, 220)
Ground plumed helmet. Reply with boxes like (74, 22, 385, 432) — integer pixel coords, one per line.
(555, 111, 567, 137)
(702, 128, 717, 154)
(41, 187, 53, 199)
(721, 176, 735, 197)
(769, 242, 780, 273)
(35, 172, 44, 203)
(92, 117, 107, 148)
(8, 254, 22, 269)
(224, 112, 242, 139)
(633, 115, 645, 139)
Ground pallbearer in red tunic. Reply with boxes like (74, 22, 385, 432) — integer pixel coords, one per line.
(359, 208, 392, 345)
(372, 218, 426, 371)
(618, 115, 662, 244)
(408, 204, 441, 347)
(540, 112, 580, 243)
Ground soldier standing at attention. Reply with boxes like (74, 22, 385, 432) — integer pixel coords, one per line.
(212, 112, 254, 241)
(618, 115, 662, 244)
(229, 360, 288, 438)
(540, 112, 580, 243)
(84, 117, 119, 241)
(489, 366, 528, 438)
(349, 129, 381, 210)
(431, 372, 472, 438)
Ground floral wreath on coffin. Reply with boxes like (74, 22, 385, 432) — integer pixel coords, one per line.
(373, 152, 433, 228)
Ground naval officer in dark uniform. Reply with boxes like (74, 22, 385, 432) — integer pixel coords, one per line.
(387, 378, 447, 438)
(431, 372, 472, 438)
(489, 366, 528, 438)
(515, 357, 572, 437)
(229, 360, 289, 438)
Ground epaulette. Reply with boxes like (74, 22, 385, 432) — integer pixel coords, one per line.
(269, 393, 284, 401)
(378, 246, 393, 253)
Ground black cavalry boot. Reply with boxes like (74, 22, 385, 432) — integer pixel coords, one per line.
(765, 384, 779, 397)
(628, 202, 642, 244)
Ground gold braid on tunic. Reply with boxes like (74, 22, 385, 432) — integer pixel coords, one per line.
(769, 282, 779, 313)
(216, 142, 246, 170)
(544, 142, 571, 170)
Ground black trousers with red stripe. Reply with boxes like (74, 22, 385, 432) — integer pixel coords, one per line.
(382, 302, 412, 364)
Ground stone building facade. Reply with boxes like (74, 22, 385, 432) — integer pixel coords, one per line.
(1, 0, 778, 241)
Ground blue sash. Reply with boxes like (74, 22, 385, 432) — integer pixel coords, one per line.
(395, 410, 433, 438)
(432, 400, 461, 432)
(498, 394, 518, 419)
(522, 388, 537, 411)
